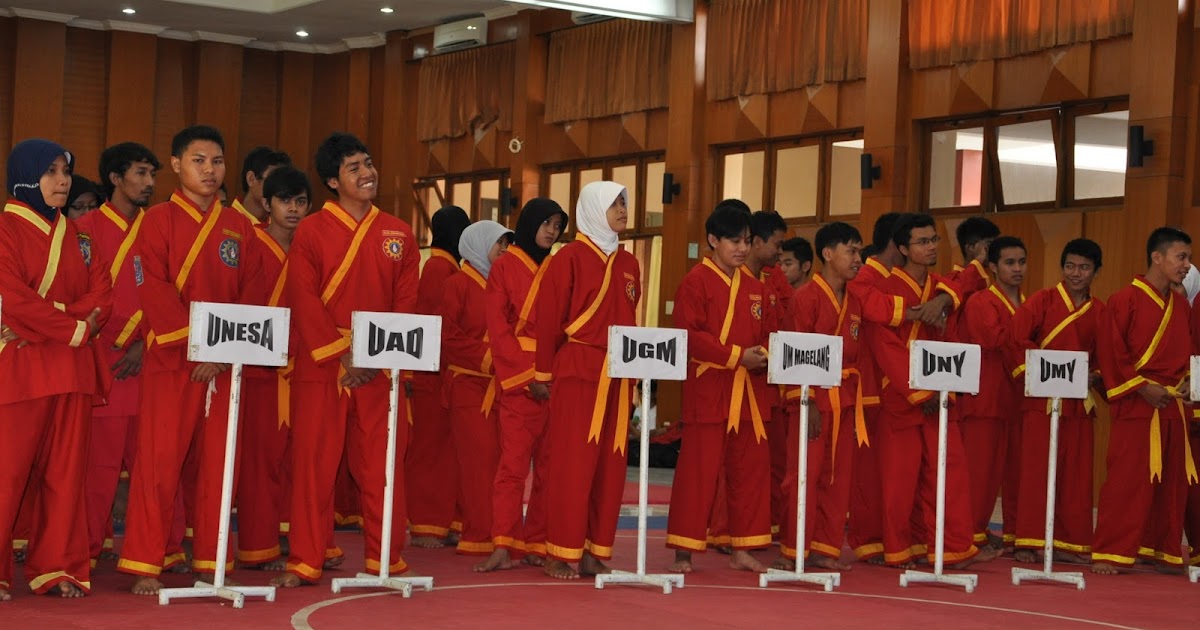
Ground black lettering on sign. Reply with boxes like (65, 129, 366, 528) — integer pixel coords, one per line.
(205, 313, 275, 349)
(367, 322, 424, 358)
(921, 349, 966, 377)
(782, 344, 830, 371)
(1039, 358, 1077, 384)
(620, 336, 677, 366)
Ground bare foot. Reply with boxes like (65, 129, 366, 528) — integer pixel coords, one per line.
(714, 545, 733, 556)
(270, 573, 305, 588)
(950, 546, 1002, 570)
(543, 559, 579, 580)
(1053, 550, 1091, 565)
(52, 582, 85, 598)
(1091, 562, 1119, 575)
(809, 555, 853, 571)
(444, 532, 461, 546)
(245, 559, 287, 572)
(770, 556, 795, 571)
(730, 550, 768, 574)
(410, 536, 446, 549)
(131, 576, 163, 596)
(579, 553, 611, 576)
(1013, 549, 1038, 564)
(523, 555, 546, 567)
(166, 562, 191, 574)
(0, 587, 10, 601)
(324, 556, 344, 569)
(668, 550, 693, 574)
(866, 557, 886, 566)
(474, 548, 514, 572)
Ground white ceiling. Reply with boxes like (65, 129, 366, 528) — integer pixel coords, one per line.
(2, 0, 517, 50)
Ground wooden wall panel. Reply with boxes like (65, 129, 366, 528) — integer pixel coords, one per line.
(196, 42, 245, 193)
(105, 31, 158, 148)
(12, 18, 67, 142)
(276, 51, 315, 193)
(62, 27, 110, 184)
(0, 18, 17, 182)
(151, 39, 193, 200)
(238, 49, 281, 165)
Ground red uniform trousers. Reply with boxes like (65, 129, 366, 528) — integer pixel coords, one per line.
(1014, 410, 1093, 554)
(448, 375, 500, 555)
(666, 422, 772, 553)
(848, 408, 885, 560)
(1186, 430, 1200, 565)
(1091, 405, 1191, 567)
(491, 389, 550, 556)
(334, 452, 362, 528)
(879, 410, 979, 565)
(706, 473, 731, 548)
(118, 370, 240, 577)
(767, 406, 789, 538)
(1002, 418, 1023, 544)
(405, 373, 458, 538)
(960, 416, 1007, 544)
(544, 374, 630, 563)
(285, 376, 408, 582)
(235, 373, 291, 564)
(0, 394, 92, 594)
(85, 413, 133, 560)
(812, 403, 858, 559)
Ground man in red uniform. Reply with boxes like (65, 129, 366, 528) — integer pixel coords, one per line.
(959, 236, 1026, 550)
(666, 204, 773, 574)
(235, 166, 310, 569)
(0, 139, 111, 600)
(119, 126, 265, 595)
(1092, 227, 1194, 575)
(477, 198, 567, 572)
(231, 146, 291, 226)
(407, 205, 470, 548)
(75, 142, 159, 567)
(273, 133, 420, 587)
(440, 221, 513, 558)
(1011, 239, 1105, 565)
(538, 181, 640, 581)
(778, 237, 813, 291)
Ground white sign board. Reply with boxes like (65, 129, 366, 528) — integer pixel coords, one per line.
(187, 301, 290, 367)
(768, 332, 844, 388)
(909, 340, 981, 394)
(1025, 350, 1090, 400)
(350, 312, 441, 372)
(607, 325, 687, 381)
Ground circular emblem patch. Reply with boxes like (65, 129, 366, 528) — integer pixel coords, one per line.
(382, 236, 404, 261)
(625, 280, 637, 303)
(218, 238, 240, 268)
(77, 234, 92, 266)
(751, 299, 763, 321)
(849, 321, 860, 341)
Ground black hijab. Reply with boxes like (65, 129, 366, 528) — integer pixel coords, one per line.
(514, 198, 568, 265)
(430, 205, 471, 262)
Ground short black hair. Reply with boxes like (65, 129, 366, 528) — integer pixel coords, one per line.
(781, 237, 813, 265)
(1145, 227, 1192, 267)
(241, 146, 292, 193)
(98, 142, 160, 198)
(892, 213, 937, 249)
(315, 132, 370, 195)
(986, 235, 1026, 266)
(815, 222, 863, 260)
(715, 198, 751, 213)
(1060, 238, 1102, 270)
(956, 216, 1000, 259)
(171, 125, 224, 157)
(749, 210, 787, 242)
(872, 212, 902, 250)
(705, 204, 752, 240)
(263, 166, 312, 205)
(861, 244, 879, 259)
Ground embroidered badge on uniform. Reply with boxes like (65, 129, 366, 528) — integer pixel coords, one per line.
(218, 238, 240, 268)
(382, 236, 404, 261)
(77, 234, 93, 266)
(133, 255, 144, 285)
(849, 320, 861, 340)
(625, 280, 637, 303)
(751, 298, 763, 320)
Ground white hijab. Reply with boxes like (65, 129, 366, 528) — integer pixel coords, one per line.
(576, 181, 626, 256)
(458, 220, 512, 279)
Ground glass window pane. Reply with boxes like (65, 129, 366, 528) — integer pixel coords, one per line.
(548, 171, 571, 216)
(722, 151, 764, 211)
(928, 128, 984, 208)
(579, 168, 603, 190)
(997, 119, 1057, 204)
(772, 145, 819, 219)
(1074, 110, 1127, 200)
(611, 165, 637, 232)
(829, 140, 863, 216)
(479, 179, 500, 223)
(418, 179, 444, 247)
(645, 161, 665, 228)
(452, 181, 472, 216)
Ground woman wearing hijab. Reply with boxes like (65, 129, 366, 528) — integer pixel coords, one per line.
(407, 205, 472, 548)
(0, 139, 112, 599)
(476, 198, 568, 572)
(64, 175, 102, 221)
(534, 181, 641, 580)
(438, 220, 513, 558)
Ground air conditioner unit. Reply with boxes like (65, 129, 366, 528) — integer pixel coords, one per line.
(571, 11, 615, 25)
(433, 16, 487, 54)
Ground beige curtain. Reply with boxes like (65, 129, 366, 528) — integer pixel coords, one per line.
(545, 20, 671, 124)
(706, 0, 868, 101)
(908, 0, 1133, 70)
(416, 42, 515, 142)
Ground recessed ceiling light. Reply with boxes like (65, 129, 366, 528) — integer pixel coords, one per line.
(122, 7, 136, 14)
(296, 29, 309, 37)
(380, 7, 394, 13)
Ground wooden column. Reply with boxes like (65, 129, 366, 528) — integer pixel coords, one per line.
(12, 18, 66, 141)
(195, 41, 245, 192)
(378, 31, 415, 220)
(105, 30, 159, 147)
(276, 52, 315, 190)
(860, 0, 912, 234)
(508, 10, 549, 228)
(346, 48, 373, 139)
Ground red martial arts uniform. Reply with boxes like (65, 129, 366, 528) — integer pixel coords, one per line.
(405, 248, 460, 539)
(1187, 303, 1200, 566)
(232, 199, 266, 227)
(536, 235, 640, 563)
(486, 245, 551, 557)
(762, 265, 794, 538)
(1010, 283, 1103, 555)
(779, 275, 904, 561)
(118, 192, 264, 578)
(283, 202, 419, 583)
(440, 262, 501, 555)
(873, 267, 979, 566)
(1092, 277, 1195, 568)
(666, 258, 774, 554)
(959, 284, 1023, 545)
(0, 202, 112, 594)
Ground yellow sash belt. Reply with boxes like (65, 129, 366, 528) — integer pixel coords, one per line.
(694, 359, 767, 443)
(448, 365, 497, 416)
(570, 337, 632, 455)
(826, 368, 866, 484)
(1148, 381, 1197, 484)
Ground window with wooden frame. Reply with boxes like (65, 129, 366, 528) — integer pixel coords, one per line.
(717, 130, 864, 224)
(923, 100, 1129, 214)
(413, 170, 511, 246)
(541, 153, 666, 236)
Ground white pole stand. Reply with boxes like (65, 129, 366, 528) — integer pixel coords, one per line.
(596, 378, 684, 594)
(159, 365, 277, 608)
(1190, 565, 1200, 583)
(1011, 398, 1085, 590)
(332, 370, 434, 597)
(899, 391, 978, 593)
(760, 385, 840, 591)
